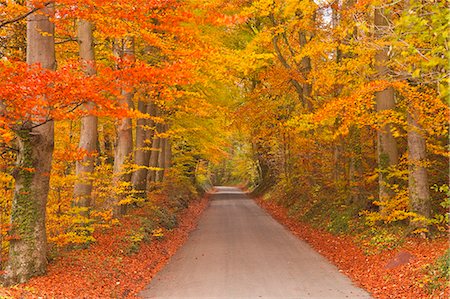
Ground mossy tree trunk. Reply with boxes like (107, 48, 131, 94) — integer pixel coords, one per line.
(4, 1, 55, 285)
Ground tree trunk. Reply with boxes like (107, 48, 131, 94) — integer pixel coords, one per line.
(407, 112, 430, 226)
(299, 31, 312, 110)
(112, 37, 135, 216)
(156, 126, 167, 182)
(347, 126, 364, 206)
(4, 1, 55, 285)
(131, 101, 156, 198)
(73, 20, 97, 209)
(374, 7, 399, 202)
(147, 129, 161, 184)
(252, 140, 274, 194)
(112, 93, 133, 216)
(163, 125, 172, 178)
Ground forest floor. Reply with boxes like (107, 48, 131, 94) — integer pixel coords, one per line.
(0, 194, 210, 299)
(255, 197, 449, 299)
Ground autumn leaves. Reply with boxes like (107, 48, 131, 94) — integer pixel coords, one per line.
(226, 0, 448, 233)
(0, 0, 447, 290)
(0, 0, 216, 285)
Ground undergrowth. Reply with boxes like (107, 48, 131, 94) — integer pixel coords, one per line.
(263, 186, 445, 255)
(422, 249, 450, 295)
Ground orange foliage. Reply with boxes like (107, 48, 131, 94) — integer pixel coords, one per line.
(0, 195, 209, 298)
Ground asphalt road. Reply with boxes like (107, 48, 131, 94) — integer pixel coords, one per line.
(139, 186, 372, 299)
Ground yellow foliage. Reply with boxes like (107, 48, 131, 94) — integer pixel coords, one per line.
(151, 228, 164, 238)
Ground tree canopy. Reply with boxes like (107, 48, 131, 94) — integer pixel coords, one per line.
(0, 0, 448, 293)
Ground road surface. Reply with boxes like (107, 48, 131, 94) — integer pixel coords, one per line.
(139, 186, 372, 299)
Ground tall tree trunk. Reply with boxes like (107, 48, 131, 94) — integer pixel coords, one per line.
(163, 124, 172, 179)
(73, 20, 97, 209)
(407, 111, 430, 227)
(99, 123, 114, 164)
(147, 127, 161, 184)
(112, 37, 135, 216)
(131, 101, 156, 198)
(156, 125, 167, 182)
(112, 93, 133, 216)
(332, 136, 344, 188)
(374, 7, 399, 202)
(299, 30, 312, 110)
(281, 130, 291, 185)
(402, 0, 430, 229)
(347, 126, 364, 206)
(4, 1, 55, 285)
(252, 140, 274, 194)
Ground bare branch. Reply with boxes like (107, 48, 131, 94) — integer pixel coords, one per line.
(55, 37, 78, 45)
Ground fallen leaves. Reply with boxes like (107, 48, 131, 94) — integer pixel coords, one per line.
(0, 194, 210, 299)
(255, 197, 449, 299)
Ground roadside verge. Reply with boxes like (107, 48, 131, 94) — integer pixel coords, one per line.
(255, 197, 448, 299)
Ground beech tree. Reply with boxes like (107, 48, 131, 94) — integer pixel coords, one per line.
(112, 36, 135, 216)
(0, 0, 448, 290)
(131, 100, 157, 197)
(0, 0, 216, 286)
(73, 20, 98, 210)
(407, 110, 430, 224)
(4, 1, 56, 285)
(217, 0, 447, 232)
(147, 122, 162, 184)
(374, 6, 398, 202)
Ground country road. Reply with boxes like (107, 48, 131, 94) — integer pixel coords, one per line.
(139, 186, 372, 299)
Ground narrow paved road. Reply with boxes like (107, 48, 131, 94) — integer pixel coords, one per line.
(139, 187, 371, 299)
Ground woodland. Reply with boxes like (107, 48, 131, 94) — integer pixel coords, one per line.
(0, 0, 448, 298)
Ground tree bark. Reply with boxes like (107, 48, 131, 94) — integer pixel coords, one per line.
(347, 126, 364, 206)
(112, 36, 135, 216)
(147, 129, 161, 184)
(299, 31, 312, 110)
(4, 1, 55, 285)
(73, 20, 97, 209)
(112, 93, 133, 216)
(163, 124, 172, 179)
(131, 101, 156, 198)
(156, 125, 167, 182)
(407, 111, 430, 226)
(374, 7, 399, 201)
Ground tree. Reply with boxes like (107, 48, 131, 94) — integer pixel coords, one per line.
(374, 6, 399, 203)
(4, 1, 55, 285)
(407, 109, 430, 226)
(147, 123, 162, 184)
(131, 100, 156, 198)
(73, 20, 98, 210)
(393, 0, 447, 229)
(111, 36, 135, 216)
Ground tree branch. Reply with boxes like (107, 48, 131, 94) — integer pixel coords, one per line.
(0, 2, 52, 29)
(55, 37, 78, 45)
(272, 34, 305, 106)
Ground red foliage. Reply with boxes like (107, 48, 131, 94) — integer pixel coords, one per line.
(0, 195, 210, 298)
(256, 198, 449, 299)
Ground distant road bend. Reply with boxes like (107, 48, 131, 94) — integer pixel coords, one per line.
(140, 186, 372, 299)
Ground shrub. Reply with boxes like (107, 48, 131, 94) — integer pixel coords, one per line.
(422, 249, 450, 295)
